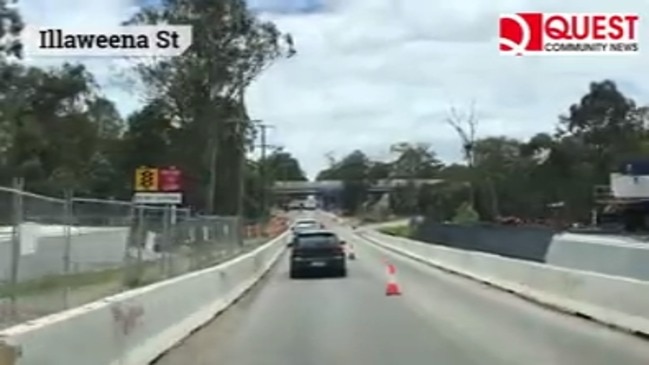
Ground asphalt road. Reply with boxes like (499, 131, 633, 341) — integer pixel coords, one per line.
(155, 224, 649, 365)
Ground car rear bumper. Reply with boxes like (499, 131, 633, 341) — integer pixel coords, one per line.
(290, 257, 345, 272)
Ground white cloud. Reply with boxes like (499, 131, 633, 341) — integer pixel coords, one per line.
(246, 0, 649, 178)
(18, 0, 649, 180)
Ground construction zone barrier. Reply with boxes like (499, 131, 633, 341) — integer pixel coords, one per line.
(265, 216, 288, 238)
(360, 229, 649, 337)
(0, 230, 290, 365)
(243, 215, 289, 241)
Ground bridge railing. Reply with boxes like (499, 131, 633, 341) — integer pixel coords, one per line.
(272, 179, 444, 193)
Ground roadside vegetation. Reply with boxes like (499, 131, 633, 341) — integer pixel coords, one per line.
(379, 225, 411, 238)
(0, 0, 303, 220)
(0, 0, 298, 327)
(315, 81, 649, 226)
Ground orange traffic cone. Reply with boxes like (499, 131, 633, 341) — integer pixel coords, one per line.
(385, 263, 401, 296)
(347, 243, 356, 260)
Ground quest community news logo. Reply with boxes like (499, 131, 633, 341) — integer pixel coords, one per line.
(499, 13, 640, 55)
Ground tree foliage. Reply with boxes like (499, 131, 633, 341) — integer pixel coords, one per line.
(125, 0, 295, 215)
(262, 150, 307, 181)
(0, 63, 124, 195)
(0, 0, 23, 58)
(0, 0, 644, 229)
(315, 80, 649, 224)
(317, 146, 442, 215)
(0, 1, 300, 221)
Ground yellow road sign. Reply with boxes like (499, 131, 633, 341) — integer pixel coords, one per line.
(134, 167, 159, 191)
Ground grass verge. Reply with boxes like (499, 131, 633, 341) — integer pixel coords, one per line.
(378, 224, 412, 238)
(0, 268, 123, 299)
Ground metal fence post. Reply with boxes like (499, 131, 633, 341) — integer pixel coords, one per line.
(9, 177, 24, 319)
(62, 189, 74, 308)
(237, 216, 244, 248)
(62, 189, 73, 275)
(125, 204, 145, 288)
(136, 206, 145, 284)
(162, 205, 172, 277)
(123, 200, 137, 287)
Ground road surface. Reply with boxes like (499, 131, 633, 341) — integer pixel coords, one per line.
(155, 225, 649, 365)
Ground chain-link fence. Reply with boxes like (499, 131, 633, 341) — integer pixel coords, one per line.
(0, 182, 288, 329)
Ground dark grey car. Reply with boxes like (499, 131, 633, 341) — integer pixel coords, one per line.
(289, 230, 347, 278)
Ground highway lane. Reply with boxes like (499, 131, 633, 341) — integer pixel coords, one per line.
(155, 224, 649, 365)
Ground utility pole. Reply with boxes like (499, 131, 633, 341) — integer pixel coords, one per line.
(206, 118, 259, 215)
(255, 123, 280, 216)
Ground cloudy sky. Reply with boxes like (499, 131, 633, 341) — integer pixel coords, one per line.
(19, 0, 649, 179)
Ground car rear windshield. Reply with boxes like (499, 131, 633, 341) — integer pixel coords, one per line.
(296, 234, 340, 248)
(296, 220, 317, 225)
(295, 222, 318, 229)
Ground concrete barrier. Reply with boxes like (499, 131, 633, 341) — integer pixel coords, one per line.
(546, 233, 649, 281)
(392, 219, 649, 281)
(0, 231, 289, 365)
(359, 229, 649, 336)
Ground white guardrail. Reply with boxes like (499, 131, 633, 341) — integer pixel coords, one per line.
(359, 229, 649, 337)
(0, 231, 289, 365)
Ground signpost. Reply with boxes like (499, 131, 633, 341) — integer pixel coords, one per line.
(159, 166, 182, 192)
(134, 167, 159, 192)
(133, 166, 183, 278)
(133, 166, 183, 205)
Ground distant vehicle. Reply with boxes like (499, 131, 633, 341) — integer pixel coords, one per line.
(302, 196, 317, 210)
(289, 230, 347, 278)
(291, 219, 320, 233)
(288, 201, 303, 210)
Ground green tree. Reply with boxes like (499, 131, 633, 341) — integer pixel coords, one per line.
(388, 142, 442, 214)
(389, 142, 442, 178)
(559, 80, 641, 183)
(263, 150, 307, 181)
(0, 0, 22, 58)
(128, 0, 295, 215)
(316, 150, 370, 214)
(453, 201, 479, 223)
(367, 161, 391, 181)
(0, 63, 124, 195)
(472, 137, 525, 219)
(427, 165, 472, 220)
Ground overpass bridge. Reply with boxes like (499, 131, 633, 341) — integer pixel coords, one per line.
(2, 214, 647, 365)
(272, 179, 444, 195)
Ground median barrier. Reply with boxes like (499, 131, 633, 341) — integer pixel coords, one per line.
(546, 233, 649, 281)
(359, 229, 649, 336)
(406, 219, 649, 281)
(0, 230, 289, 365)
